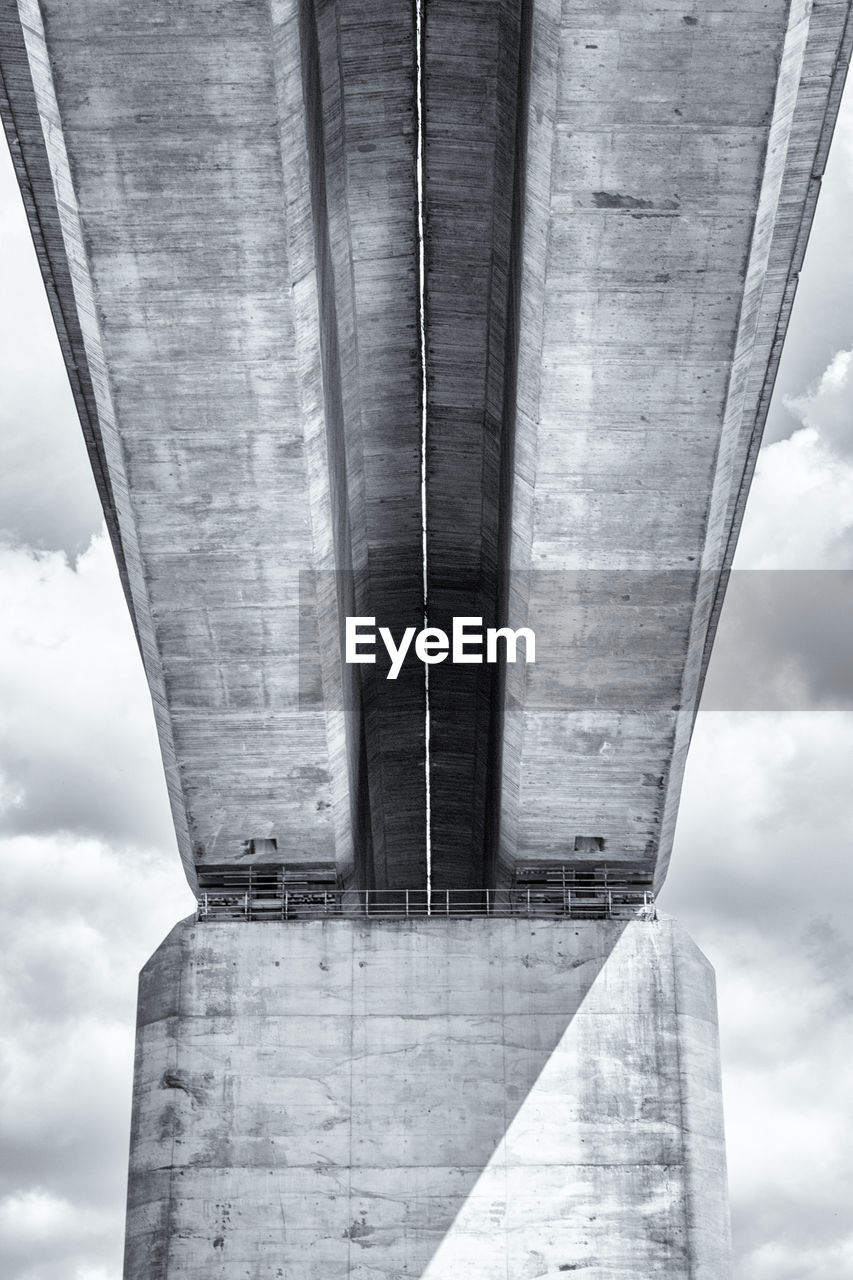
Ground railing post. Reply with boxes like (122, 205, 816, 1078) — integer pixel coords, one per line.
(486, 888, 490, 916)
(445, 889, 449, 916)
(405, 889, 409, 917)
(366, 888, 370, 918)
(527, 887, 530, 915)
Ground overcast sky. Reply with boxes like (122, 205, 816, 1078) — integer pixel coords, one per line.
(2, 73, 853, 1280)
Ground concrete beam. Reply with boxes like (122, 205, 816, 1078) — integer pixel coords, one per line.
(422, 0, 529, 888)
(491, 0, 853, 887)
(0, 0, 428, 889)
(3, 0, 851, 894)
(417, 0, 851, 888)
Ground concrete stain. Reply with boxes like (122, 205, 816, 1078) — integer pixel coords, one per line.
(157, 1103, 182, 1144)
(343, 1214, 375, 1247)
(592, 191, 653, 210)
(123, 919, 729, 1271)
(160, 1069, 207, 1106)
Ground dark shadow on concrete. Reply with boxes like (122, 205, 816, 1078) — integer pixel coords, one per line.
(296, 0, 426, 891)
(424, 0, 532, 891)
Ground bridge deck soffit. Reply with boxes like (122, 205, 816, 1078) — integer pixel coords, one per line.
(1, 0, 850, 895)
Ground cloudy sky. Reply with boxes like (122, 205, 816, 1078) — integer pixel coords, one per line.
(2, 75, 853, 1280)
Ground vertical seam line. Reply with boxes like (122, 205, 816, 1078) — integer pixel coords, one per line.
(415, 0, 431, 901)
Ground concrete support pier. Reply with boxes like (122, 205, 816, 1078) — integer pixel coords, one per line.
(125, 917, 730, 1279)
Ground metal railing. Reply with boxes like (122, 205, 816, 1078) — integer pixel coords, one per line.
(196, 886, 655, 923)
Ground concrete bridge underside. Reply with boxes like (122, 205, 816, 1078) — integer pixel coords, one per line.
(4, 4, 852, 1279)
(2, 0, 850, 896)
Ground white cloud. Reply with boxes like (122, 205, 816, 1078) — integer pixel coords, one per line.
(0, 829, 193, 1280)
(0, 1189, 111, 1246)
(762, 83, 853, 448)
(0, 1185, 120, 1280)
(0, 141, 102, 555)
(665, 711, 853, 1280)
(831, 93, 853, 192)
(0, 533, 193, 1280)
(676, 329, 853, 1275)
(0, 532, 177, 847)
(784, 344, 853, 453)
(732, 426, 853, 570)
(743, 1240, 853, 1280)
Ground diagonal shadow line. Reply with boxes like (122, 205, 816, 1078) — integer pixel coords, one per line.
(342, 917, 633, 1279)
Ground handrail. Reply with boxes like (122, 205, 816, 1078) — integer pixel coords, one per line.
(197, 886, 655, 923)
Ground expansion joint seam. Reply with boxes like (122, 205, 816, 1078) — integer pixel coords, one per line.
(415, 0, 431, 896)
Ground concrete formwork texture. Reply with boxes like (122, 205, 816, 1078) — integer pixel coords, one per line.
(125, 916, 730, 1279)
(7, 1, 850, 1274)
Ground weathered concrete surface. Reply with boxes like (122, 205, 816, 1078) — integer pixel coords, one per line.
(125, 917, 730, 1278)
(493, 0, 853, 887)
(0, 0, 426, 890)
(306, 0, 427, 889)
(2, 0, 851, 892)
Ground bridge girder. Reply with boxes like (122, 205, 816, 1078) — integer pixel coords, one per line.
(1, 0, 850, 894)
